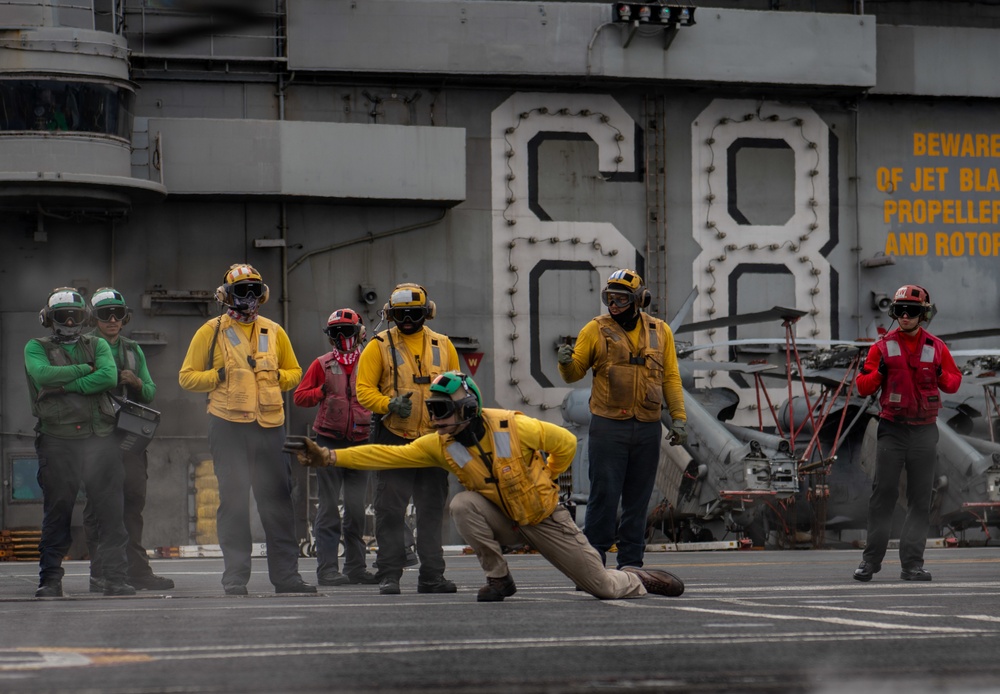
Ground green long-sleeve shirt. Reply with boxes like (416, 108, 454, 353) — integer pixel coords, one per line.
(25, 335, 119, 437)
(89, 331, 157, 404)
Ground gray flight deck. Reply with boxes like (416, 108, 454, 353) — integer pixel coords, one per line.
(0, 548, 999, 693)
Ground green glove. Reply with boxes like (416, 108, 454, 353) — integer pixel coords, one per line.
(282, 436, 331, 468)
(668, 420, 687, 446)
(557, 344, 575, 365)
(388, 392, 413, 418)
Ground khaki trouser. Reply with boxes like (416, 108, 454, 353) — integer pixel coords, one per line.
(450, 491, 646, 599)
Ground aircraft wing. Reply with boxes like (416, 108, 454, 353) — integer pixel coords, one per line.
(758, 366, 853, 388)
(678, 338, 872, 357)
(679, 361, 778, 374)
(937, 328, 1000, 343)
(674, 306, 807, 335)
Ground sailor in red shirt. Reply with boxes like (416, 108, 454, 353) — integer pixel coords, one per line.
(292, 308, 377, 586)
(853, 285, 962, 583)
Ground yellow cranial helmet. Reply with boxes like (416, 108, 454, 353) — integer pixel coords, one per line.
(215, 263, 269, 308)
(602, 269, 651, 309)
(385, 283, 436, 325)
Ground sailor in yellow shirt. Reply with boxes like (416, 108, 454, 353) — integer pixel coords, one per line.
(558, 269, 687, 570)
(286, 371, 685, 602)
(355, 283, 460, 595)
(178, 263, 314, 596)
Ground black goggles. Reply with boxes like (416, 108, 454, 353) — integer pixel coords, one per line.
(51, 308, 87, 324)
(324, 325, 359, 340)
(426, 398, 457, 420)
(891, 302, 923, 319)
(95, 306, 127, 322)
(232, 282, 264, 299)
(390, 307, 426, 323)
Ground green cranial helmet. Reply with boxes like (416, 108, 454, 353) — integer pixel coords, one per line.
(90, 287, 127, 309)
(426, 371, 482, 423)
(90, 286, 131, 325)
(40, 287, 89, 339)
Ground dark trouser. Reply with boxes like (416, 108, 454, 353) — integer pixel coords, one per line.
(36, 433, 128, 584)
(314, 434, 371, 580)
(863, 419, 939, 571)
(372, 427, 448, 583)
(84, 448, 154, 580)
(208, 415, 304, 589)
(585, 415, 661, 569)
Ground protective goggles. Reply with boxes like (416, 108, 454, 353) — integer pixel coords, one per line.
(425, 398, 458, 420)
(889, 302, 923, 319)
(324, 325, 359, 340)
(601, 290, 632, 308)
(95, 306, 127, 322)
(390, 307, 427, 323)
(231, 281, 264, 299)
(51, 308, 87, 324)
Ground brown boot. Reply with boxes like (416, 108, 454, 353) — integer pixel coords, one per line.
(622, 566, 685, 597)
(477, 573, 517, 602)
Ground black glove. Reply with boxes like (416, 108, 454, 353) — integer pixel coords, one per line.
(247, 355, 257, 369)
(877, 359, 887, 378)
(937, 364, 943, 378)
(217, 367, 226, 383)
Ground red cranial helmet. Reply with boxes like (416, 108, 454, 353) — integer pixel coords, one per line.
(325, 308, 363, 352)
(888, 284, 933, 322)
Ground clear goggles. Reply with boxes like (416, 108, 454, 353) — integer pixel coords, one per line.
(601, 290, 633, 308)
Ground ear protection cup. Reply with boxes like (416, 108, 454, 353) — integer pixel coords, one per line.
(39, 308, 51, 328)
(426, 300, 436, 320)
(259, 284, 270, 305)
(215, 285, 228, 305)
(637, 288, 651, 309)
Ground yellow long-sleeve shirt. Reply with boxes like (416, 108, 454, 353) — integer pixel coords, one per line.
(336, 411, 577, 484)
(558, 315, 686, 422)
(355, 328, 461, 416)
(178, 316, 301, 393)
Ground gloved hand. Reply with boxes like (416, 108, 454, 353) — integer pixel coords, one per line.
(937, 364, 943, 378)
(217, 367, 226, 383)
(36, 386, 65, 402)
(877, 358, 887, 378)
(557, 344, 575, 365)
(282, 436, 332, 467)
(667, 420, 687, 446)
(120, 369, 143, 390)
(247, 355, 257, 369)
(388, 392, 413, 418)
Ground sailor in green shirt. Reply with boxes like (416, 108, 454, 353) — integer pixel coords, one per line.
(83, 287, 174, 593)
(26, 287, 133, 598)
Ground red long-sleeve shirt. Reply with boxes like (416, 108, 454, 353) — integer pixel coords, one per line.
(855, 327, 962, 398)
(292, 357, 356, 408)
